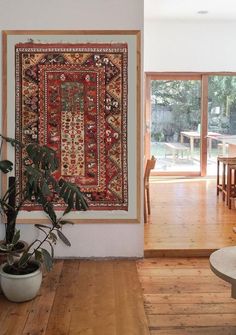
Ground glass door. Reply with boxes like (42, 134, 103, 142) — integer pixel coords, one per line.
(146, 76, 201, 174)
(207, 75, 236, 175)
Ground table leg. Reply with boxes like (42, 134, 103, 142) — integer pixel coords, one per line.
(180, 134, 184, 144)
(208, 138, 212, 158)
(190, 137, 194, 158)
(222, 140, 227, 155)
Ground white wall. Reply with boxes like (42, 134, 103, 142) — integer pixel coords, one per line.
(145, 20, 236, 72)
(0, 0, 144, 257)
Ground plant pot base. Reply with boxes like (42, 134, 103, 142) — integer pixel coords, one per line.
(0, 261, 42, 302)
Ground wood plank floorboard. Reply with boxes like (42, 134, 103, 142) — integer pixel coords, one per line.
(145, 177, 236, 256)
(0, 260, 149, 335)
(137, 257, 236, 335)
(1, 258, 235, 335)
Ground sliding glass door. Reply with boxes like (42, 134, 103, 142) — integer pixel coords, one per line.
(145, 73, 236, 176)
(207, 75, 236, 175)
(146, 75, 201, 174)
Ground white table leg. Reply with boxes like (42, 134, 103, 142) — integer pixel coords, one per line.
(208, 138, 212, 158)
(190, 137, 194, 158)
(222, 140, 227, 155)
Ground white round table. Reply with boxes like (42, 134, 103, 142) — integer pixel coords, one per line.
(210, 246, 236, 299)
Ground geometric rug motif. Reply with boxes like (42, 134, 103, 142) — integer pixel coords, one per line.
(15, 43, 128, 210)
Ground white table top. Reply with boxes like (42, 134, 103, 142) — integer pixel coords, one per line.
(207, 134, 236, 144)
(181, 131, 221, 139)
(210, 246, 236, 298)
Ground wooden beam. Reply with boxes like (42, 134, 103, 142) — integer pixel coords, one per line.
(201, 75, 209, 176)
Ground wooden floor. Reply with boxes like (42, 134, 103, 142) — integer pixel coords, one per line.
(1, 259, 236, 335)
(2, 178, 236, 334)
(137, 257, 236, 335)
(0, 260, 149, 335)
(145, 177, 236, 257)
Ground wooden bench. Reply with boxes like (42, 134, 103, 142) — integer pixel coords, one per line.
(164, 142, 190, 161)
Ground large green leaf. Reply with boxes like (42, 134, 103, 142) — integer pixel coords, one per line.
(59, 220, 74, 225)
(57, 230, 71, 246)
(26, 144, 59, 173)
(41, 248, 53, 272)
(59, 179, 89, 212)
(24, 165, 44, 195)
(47, 240, 54, 258)
(48, 175, 60, 193)
(18, 252, 31, 267)
(0, 160, 13, 173)
(42, 202, 57, 225)
(24, 165, 59, 209)
(34, 249, 43, 262)
(12, 229, 20, 245)
(75, 191, 88, 210)
(41, 184, 51, 198)
(35, 224, 51, 230)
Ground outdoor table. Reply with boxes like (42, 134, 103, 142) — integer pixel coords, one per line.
(207, 134, 236, 156)
(180, 131, 221, 158)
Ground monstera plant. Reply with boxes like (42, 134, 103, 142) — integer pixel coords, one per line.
(16, 143, 88, 270)
(0, 135, 88, 302)
(0, 134, 24, 247)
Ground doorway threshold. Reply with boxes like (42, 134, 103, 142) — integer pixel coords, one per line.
(144, 248, 217, 258)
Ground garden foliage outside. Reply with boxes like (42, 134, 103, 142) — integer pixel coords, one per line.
(151, 76, 236, 144)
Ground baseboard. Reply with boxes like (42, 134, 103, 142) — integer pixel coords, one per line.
(144, 248, 218, 258)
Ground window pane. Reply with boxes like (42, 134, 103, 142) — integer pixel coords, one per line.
(207, 76, 236, 175)
(151, 79, 201, 173)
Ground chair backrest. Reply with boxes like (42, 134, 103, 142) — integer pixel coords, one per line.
(144, 156, 156, 184)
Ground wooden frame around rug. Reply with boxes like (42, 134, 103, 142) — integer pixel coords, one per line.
(2, 30, 141, 224)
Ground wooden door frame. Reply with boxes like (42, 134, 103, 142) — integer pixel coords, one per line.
(145, 72, 236, 177)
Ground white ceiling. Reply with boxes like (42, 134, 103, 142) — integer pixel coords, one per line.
(145, 0, 236, 20)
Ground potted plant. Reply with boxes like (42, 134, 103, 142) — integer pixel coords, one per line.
(0, 135, 27, 259)
(0, 139, 88, 302)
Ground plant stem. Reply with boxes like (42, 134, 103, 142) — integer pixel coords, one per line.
(26, 225, 56, 261)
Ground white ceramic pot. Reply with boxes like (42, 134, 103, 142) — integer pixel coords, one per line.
(0, 261, 42, 302)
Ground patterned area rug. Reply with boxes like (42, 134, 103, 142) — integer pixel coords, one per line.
(15, 43, 128, 210)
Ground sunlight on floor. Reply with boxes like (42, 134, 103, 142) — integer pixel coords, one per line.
(150, 176, 215, 183)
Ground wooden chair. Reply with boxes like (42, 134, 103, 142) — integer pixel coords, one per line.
(226, 164, 236, 209)
(144, 156, 156, 223)
(217, 156, 236, 204)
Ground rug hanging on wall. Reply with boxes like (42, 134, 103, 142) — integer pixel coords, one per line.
(15, 43, 128, 211)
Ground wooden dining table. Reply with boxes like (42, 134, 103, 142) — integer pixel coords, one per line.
(180, 131, 221, 158)
(207, 134, 236, 156)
